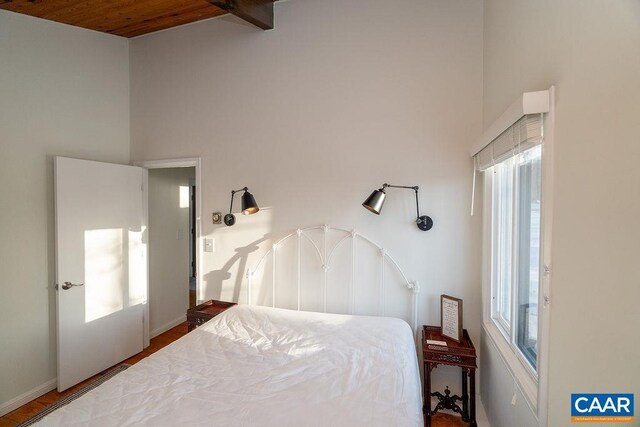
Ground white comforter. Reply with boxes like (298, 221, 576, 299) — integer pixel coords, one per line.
(38, 305, 423, 426)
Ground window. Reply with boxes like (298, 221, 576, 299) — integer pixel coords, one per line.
(474, 112, 546, 398)
(490, 145, 542, 372)
(474, 99, 552, 413)
(492, 155, 514, 333)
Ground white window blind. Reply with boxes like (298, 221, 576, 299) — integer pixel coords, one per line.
(475, 114, 544, 171)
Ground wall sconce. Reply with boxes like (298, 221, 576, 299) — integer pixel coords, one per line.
(362, 183, 433, 231)
(224, 187, 259, 226)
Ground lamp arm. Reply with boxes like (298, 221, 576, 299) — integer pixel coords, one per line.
(379, 183, 433, 231)
(385, 184, 417, 191)
(228, 192, 235, 214)
(228, 187, 249, 214)
(383, 184, 421, 218)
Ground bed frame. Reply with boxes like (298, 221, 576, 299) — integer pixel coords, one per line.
(245, 225, 420, 334)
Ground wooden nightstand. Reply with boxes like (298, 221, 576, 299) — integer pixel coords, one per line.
(422, 325, 477, 427)
(187, 300, 237, 332)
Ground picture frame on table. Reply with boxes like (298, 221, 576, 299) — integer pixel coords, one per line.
(441, 294, 463, 342)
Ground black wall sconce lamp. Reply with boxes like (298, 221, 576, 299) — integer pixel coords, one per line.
(224, 187, 259, 226)
(362, 183, 434, 231)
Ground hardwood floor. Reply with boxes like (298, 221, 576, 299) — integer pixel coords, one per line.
(0, 323, 188, 427)
(430, 413, 468, 426)
(0, 321, 466, 427)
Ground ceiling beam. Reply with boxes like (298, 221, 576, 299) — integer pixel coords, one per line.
(208, 0, 274, 30)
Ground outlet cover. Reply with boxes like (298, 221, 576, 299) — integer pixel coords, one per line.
(212, 212, 222, 224)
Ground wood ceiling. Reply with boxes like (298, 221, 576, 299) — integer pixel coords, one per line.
(0, 0, 274, 38)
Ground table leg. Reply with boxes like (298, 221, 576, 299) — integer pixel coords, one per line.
(469, 367, 477, 427)
(424, 362, 432, 427)
(461, 367, 469, 421)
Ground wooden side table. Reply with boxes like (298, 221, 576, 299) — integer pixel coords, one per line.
(422, 325, 477, 427)
(187, 300, 237, 331)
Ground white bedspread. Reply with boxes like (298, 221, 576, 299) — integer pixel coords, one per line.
(38, 305, 423, 426)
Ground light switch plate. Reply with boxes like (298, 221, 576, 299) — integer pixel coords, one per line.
(204, 238, 214, 252)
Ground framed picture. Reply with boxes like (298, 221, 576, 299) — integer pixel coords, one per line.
(441, 294, 463, 342)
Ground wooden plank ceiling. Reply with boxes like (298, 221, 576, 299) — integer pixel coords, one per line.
(0, 0, 231, 38)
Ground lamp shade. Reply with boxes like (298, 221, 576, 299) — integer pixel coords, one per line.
(241, 191, 259, 215)
(362, 188, 386, 215)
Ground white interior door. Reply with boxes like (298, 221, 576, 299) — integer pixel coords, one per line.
(55, 157, 147, 391)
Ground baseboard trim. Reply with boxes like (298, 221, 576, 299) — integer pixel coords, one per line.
(0, 378, 57, 417)
(150, 315, 186, 339)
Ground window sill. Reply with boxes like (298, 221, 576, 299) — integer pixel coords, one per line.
(482, 320, 539, 414)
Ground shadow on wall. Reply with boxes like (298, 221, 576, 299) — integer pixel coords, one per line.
(203, 233, 275, 303)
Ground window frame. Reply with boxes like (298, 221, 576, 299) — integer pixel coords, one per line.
(483, 166, 539, 409)
(480, 121, 553, 418)
(490, 147, 541, 376)
(491, 156, 516, 336)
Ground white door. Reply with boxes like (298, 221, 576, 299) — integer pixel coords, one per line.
(55, 157, 147, 391)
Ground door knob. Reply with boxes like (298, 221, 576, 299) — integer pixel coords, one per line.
(61, 281, 84, 290)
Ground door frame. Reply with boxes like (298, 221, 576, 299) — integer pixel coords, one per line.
(135, 157, 202, 347)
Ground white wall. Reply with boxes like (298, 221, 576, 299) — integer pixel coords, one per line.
(480, 329, 538, 427)
(131, 0, 483, 393)
(148, 167, 195, 336)
(482, 1, 640, 425)
(0, 11, 130, 412)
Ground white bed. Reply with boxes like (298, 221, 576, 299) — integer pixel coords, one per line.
(38, 305, 422, 426)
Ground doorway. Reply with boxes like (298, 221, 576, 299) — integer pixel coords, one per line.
(137, 158, 202, 343)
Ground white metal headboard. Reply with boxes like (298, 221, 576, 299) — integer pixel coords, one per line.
(245, 225, 420, 334)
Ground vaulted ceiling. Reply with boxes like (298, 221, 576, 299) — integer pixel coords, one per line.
(0, 0, 274, 38)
